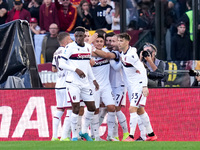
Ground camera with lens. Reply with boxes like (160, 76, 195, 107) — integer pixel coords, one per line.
(189, 69, 200, 76)
(142, 49, 152, 62)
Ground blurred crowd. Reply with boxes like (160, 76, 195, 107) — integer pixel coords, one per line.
(0, 0, 197, 62)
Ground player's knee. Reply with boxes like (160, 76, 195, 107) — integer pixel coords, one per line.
(87, 105, 96, 112)
(107, 105, 115, 112)
(79, 106, 85, 116)
(129, 106, 137, 113)
(73, 106, 80, 114)
(115, 106, 121, 112)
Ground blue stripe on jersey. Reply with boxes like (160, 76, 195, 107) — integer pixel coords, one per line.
(61, 56, 68, 61)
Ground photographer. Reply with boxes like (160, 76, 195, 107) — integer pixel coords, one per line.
(189, 70, 200, 86)
(140, 43, 165, 87)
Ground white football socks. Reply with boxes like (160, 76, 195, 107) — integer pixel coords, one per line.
(70, 112, 78, 138)
(52, 110, 64, 138)
(116, 110, 128, 133)
(139, 112, 153, 135)
(82, 110, 94, 134)
(129, 112, 139, 136)
(107, 112, 116, 137)
(138, 116, 147, 140)
(61, 109, 72, 139)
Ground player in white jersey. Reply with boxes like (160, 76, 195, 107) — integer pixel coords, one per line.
(118, 33, 157, 141)
(76, 29, 98, 140)
(93, 34, 129, 141)
(59, 27, 99, 141)
(91, 33, 117, 141)
(51, 32, 72, 141)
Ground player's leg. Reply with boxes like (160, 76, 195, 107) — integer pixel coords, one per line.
(77, 104, 85, 140)
(52, 88, 65, 141)
(137, 107, 157, 141)
(101, 87, 117, 141)
(114, 86, 129, 141)
(123, 87, 140, 141)
(136, 116, 146, 141)
(66, 84, 81, 141)
(52, 108, 64, 141)
(112, 116, 119, 140)
(99, 104, 107, 126)
(60, 109, 72, 141)
(79, 86, 96, 141)
(90, 89, 101, 141)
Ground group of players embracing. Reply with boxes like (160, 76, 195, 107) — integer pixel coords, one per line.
(51, 26, 157, 142)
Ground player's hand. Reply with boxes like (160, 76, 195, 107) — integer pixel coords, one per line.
(90, 58, 95, 66)
(142, 86, 149, 97)
(88, 33, 98, 44)
(93, 80, 99, 91)
(75, 68, 86, 78)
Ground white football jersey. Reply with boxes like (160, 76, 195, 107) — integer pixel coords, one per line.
(92, 48, 111, 87)
(52, 46, 67, 88)
(120, 46, 147, 88)
(60, 41, 93, 86)
(109, 50, 124, 88)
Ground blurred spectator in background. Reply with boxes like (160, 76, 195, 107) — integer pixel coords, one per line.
(40, 23, 60, 64)
(29, 17, 41, 35)
(89, 0, 99, 30)
(23, 0, 31, 10)
(107, 0, 114, 8)
(127, 20, 138, 30)
(39, 0, 59, 34)
(55, 0, 77, 32)
(0, 0, 8, 25)
(126, 0, 138, 23)
(171, 21, 192, 61)
(106, 0, 130, 30)
(6, 0, 31, 23)
(75, 0, 93, 30)
(175, 0, 187, 19)
(70, 0, 91, 7)
(164, 0, 177, 60)
(93, 0, 112, 30)
(27, 0, 41, 24)
(137, 0, 155, 30)
(178, 0, 195, 42)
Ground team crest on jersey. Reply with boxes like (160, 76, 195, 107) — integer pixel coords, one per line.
(124, 57, 126, 61)
(78, 48, 80, 51)
(73, 96, 76, 100)
(132, 55, 134, 58)
(87, 48, 89, 52)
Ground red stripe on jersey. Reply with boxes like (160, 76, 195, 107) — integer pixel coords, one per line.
(70, 53, 91, 59)
(121, 60, 133, 67)
(53, 116, 59, 120)
(94, 58, 109, 66)
(136, 94, 142, 106)
(67, 90, 73, 104)
(119, 95, 124, 106)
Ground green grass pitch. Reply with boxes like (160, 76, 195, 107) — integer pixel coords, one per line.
(0, 141, 200, 150)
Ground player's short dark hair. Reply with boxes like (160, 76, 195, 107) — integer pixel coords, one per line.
(105, 32, 115, 39)
(57, 32, 70, 42)
(95, 29, 106, 39)
(74, 26, 86, 33)
(117, 33, 131, 41)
